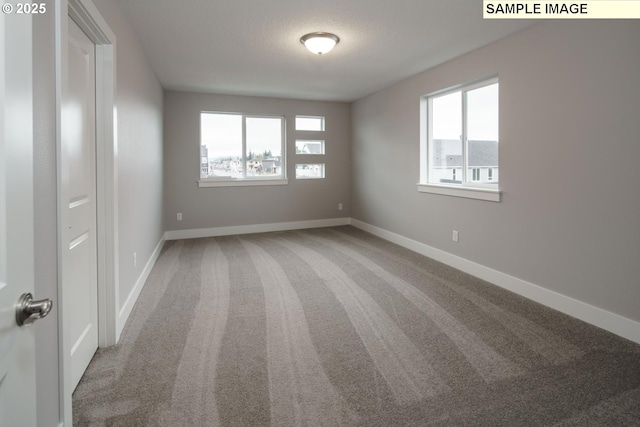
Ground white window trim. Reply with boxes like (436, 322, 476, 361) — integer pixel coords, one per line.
(200, 112, 287, 186)
(198, 178, 288, 188)
(419, 76, 501, 202)
(417, 183, 500, 202)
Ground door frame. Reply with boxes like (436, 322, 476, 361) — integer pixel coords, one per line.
(57, 0, 117, 421)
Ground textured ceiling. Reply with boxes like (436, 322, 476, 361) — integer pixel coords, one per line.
(116, 0, 539, 102)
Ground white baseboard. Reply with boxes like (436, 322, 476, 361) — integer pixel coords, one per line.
(115, 236, 165, 341)
(350, 218, 640, 345)
(163, 217, 351, 241)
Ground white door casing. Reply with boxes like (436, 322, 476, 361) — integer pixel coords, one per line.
(63, 16, 99, 391)
(0, 8, 37, 427)
(58, 1, 117, 422)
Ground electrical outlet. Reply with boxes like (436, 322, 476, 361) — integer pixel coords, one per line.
(177, 213, 182, 221)
(452, 230, 459, 242)
(338, 203, 343, 211)
(133, 252, 137, 267)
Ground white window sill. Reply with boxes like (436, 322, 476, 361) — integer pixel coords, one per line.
(198, 178, 288, 188)
(417, 183, 501, 202)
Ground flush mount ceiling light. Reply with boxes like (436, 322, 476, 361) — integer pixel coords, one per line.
(300, 32, 340, 55)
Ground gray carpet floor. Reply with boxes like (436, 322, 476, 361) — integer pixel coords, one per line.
(73, 226, 640, 426)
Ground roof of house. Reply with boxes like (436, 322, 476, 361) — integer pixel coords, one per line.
(433, 139, 498, 167)
(303, 143, 323, 155)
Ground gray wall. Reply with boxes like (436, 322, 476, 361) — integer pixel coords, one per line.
(164, 91, 351, 231)
(352, 20, 640, 323)
(94, 0, 164, 310)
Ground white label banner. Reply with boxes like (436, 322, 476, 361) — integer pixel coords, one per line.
(484, 1, 640, 18)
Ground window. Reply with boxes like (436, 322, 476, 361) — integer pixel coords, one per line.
(295, 163, 325, 179)
(295, 116, 327, 180)
(295, 140, 325, 155)
(295, 115, 324, 131)
(199, 112, 286, 187)
(419, 77, 500, 202)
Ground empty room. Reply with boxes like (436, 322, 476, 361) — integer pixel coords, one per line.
(2, 0, 639, 426)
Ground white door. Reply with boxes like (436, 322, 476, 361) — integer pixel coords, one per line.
(0, 8, 39, 427)
(63, 16, 99, 391)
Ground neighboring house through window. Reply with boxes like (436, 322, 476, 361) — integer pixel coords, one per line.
(295, 140, 325, 154)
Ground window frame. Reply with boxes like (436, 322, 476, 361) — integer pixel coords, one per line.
(295, 115, 325, 132)
(295, 139, 325, 155)
(198, 111, 287, 188)
(418, 76, 501, 202)
(295, 163, 326, 180)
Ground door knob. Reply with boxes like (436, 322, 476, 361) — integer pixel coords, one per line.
(15, 293, 53, 327)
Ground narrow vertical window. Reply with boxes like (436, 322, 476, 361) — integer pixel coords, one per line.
(201, 113, 243, 179)
(466, 82, 499, 186)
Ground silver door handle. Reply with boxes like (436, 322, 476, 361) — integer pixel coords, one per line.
(15, 293, 53, 327)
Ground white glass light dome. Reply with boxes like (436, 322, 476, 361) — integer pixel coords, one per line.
(300, 32, 340, 55)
